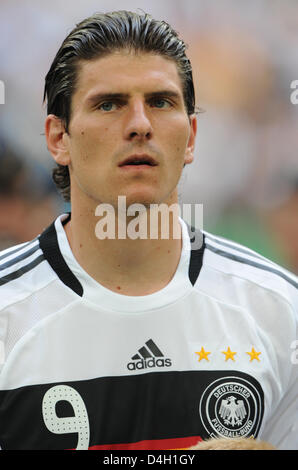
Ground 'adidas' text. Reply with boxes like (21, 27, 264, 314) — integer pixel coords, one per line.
(127, 357, 172, 371)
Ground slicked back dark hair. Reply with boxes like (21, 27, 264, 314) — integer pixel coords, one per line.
(43, 10, 197, 202)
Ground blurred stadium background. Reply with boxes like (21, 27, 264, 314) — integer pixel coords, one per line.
(0, 0, 298, 273)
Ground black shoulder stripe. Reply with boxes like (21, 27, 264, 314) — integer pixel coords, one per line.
(0, 254, 45, 286)
(204, 232, 269, 263)
(0, 239, 38, 263)
(0, 244, 40, 271)
(206, 242, 298, 290)
(187, 225, 205, 286)
(38, 221, 83, 297)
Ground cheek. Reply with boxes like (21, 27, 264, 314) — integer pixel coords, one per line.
(164, 117, 190, 155)
(69, 129, 101, 165)
(169, 132, 190, 163)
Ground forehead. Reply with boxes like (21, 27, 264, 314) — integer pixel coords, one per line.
(73, 51, 184, 104)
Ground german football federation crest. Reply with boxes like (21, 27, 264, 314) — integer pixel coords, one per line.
(199, 375, 264, 439)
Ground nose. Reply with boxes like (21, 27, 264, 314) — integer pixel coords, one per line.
(123, 99, 153, 141)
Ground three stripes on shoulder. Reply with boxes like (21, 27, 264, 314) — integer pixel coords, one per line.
(203, 231, 298, 289)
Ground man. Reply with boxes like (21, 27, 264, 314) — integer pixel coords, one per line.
(0, 10, 297, 450)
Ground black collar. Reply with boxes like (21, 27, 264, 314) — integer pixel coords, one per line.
(38, 215, 83, 296)
(38, 215, 205, 296)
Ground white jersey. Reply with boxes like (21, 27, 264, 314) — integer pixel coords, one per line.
(0, 213, 297, 450)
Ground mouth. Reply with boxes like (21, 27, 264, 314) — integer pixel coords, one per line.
(118, 154, 158, 168)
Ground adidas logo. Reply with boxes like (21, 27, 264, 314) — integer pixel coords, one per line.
(127, 339, 172, 371)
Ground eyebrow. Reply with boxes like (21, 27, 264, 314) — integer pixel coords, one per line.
(86, 90, 182, 107)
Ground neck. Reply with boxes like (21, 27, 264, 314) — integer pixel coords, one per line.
(64, 195, 183, 296)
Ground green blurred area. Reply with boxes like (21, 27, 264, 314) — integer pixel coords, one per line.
(206, 209, 290, 269)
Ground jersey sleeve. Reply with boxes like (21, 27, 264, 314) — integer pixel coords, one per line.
(260, 281, 298, 450)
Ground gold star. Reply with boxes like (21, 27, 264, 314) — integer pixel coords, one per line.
(195, 347, 211, 362)
(246, 347, 261, 362)
(222, 347, 237, 361)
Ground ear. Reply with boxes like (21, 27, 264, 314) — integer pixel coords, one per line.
(184, 114, 197, 165)
(44, 114, 71, 166)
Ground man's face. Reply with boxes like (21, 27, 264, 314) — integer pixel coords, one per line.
(62, 50, 197, 209)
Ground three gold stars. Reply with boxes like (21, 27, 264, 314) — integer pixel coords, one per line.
(195, 346, 261, 363)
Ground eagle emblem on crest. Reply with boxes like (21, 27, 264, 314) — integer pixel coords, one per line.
(199, 375, 264, 439)
(219, 396, 247, 426)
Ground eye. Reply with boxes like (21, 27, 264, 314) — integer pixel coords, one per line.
(98, 101, 118, 112)
(151, 98, 172, 109)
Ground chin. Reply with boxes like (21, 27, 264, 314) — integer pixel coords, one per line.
(118, 193, 160, 210)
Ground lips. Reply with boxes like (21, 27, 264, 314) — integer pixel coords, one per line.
(118, 154, 158, 167)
